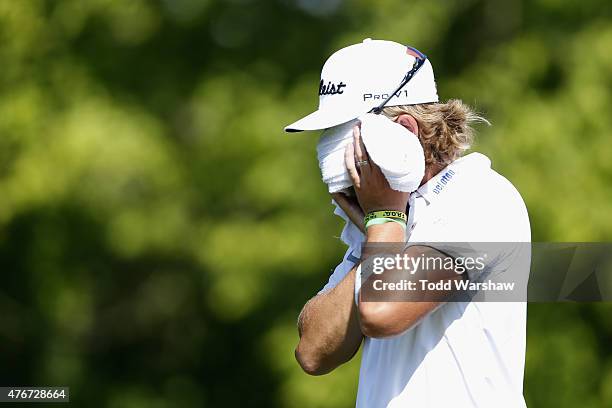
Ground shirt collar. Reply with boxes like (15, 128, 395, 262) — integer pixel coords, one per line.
(411, 152, 491, 205)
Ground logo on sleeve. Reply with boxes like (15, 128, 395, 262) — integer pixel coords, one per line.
(319, 80, 347, 96)
(432, 169, 455, 194)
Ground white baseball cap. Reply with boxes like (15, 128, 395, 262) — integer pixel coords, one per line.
(284, 38, 439, 132)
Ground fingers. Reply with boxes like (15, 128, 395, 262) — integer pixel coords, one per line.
(368, 156, 383, 174)
(331, 191, 362, 214)
(353, 125, 371, 176)
(345, 142, 360, 189)
(330, 192, 345, 203)
(357, 127, 369, 162)
(331, 191, 366, 233)
(353, 125, 365, 162)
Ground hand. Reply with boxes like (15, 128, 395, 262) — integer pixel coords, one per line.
(331, 190, 365, 233)
(345, 124, 410, 214)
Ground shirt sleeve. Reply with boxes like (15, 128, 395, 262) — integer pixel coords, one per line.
(428, 242, 528, 283)
(319, 199, 365, 294)
(420, 187, 531, 300)
(319, 247, 361, 294)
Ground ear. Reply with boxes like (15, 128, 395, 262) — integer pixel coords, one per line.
(395, 114, 419, 135)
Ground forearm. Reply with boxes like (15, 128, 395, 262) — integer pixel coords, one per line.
(358, 222, 409, 337)
(358, 224, 464, 338)
(295, 268, 363, 375)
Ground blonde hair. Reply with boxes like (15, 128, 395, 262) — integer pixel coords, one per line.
(382, 100, 489, 167)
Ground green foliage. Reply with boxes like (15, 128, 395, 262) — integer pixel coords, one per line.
(0, 1, 611, 407)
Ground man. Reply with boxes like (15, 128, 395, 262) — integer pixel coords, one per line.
(285, 39, 530, 407)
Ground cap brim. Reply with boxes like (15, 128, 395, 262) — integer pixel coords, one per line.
(284, 106, 369, 132)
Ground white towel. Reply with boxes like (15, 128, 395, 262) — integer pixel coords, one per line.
(316, 113, 425, 193)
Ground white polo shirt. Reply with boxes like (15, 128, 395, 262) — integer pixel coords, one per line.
(321, 152, 531, 408)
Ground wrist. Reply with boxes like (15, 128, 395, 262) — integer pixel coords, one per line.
(366, 222, 405, 243)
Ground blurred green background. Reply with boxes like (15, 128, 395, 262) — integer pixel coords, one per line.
(0, 0, 611, 407)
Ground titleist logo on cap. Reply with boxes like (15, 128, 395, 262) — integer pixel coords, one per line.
(319, 80, 346, 95)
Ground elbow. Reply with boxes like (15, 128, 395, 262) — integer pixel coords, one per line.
(295, 343, 330, 376)
(358, 302, 413, 339)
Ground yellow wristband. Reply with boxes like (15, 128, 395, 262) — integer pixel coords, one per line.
(364, 210, 407, 224)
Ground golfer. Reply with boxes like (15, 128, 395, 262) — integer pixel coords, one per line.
(285, 39, 530, 407)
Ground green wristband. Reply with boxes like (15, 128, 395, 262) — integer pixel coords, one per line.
(365, 217, 407, 230)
